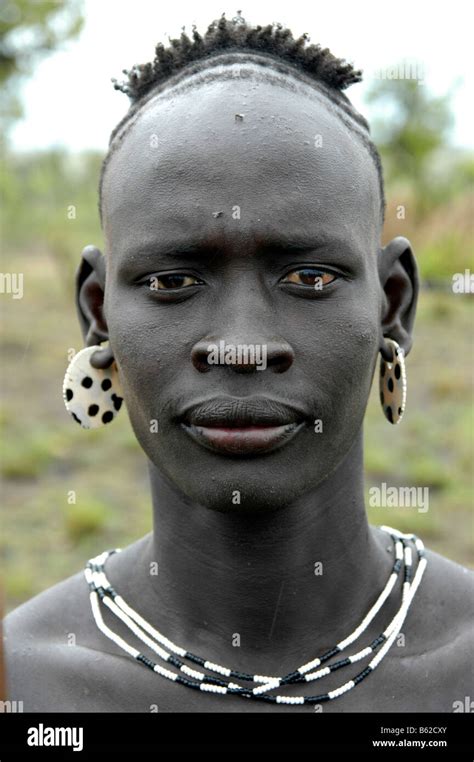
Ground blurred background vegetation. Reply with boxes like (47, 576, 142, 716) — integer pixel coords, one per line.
(1, 2, 473, 611)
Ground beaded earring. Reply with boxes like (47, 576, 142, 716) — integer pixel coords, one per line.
(62, 345, 123, 428)
(379, 338, 406, 424)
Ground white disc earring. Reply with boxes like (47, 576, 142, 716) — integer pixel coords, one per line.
(62, 345, 123, 429)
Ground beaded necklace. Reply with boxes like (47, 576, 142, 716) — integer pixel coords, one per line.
(84, 525, 427, 706)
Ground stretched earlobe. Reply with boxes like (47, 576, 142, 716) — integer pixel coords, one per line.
(90, 344, 115, 370)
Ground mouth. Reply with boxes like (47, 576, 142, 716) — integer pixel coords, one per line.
(178, 396, 309, 456)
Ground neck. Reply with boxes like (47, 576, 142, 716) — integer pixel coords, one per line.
(141, 428, 392, 673)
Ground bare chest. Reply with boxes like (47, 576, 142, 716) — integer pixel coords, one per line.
(47, 643, 464, 714)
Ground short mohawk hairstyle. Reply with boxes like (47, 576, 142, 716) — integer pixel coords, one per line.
(99, 11, 385, 224)
(112, 10, 363, 102)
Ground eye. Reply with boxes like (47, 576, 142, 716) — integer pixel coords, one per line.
(145, 273, 204, 290)
(281, 268, 338, 289)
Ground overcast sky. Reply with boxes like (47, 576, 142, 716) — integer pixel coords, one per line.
(9, 0, 473, 153)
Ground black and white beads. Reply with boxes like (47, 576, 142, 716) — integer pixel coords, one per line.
(62, 346, 123, 429)
(84, 525, 427, 706)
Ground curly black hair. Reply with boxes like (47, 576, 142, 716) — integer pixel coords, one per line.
(98, 11, 385, 224)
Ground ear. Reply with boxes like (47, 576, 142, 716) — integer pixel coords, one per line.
(378, 236, 419, 360)
(75, 245, 114, 369)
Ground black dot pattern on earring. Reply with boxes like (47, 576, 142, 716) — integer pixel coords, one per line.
(111, 394, 123, 411)
(63, 347, 124, 429)
(379, 341, 406, 425)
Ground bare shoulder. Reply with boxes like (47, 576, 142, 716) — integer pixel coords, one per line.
(3, 566, 96, 710)
(3, 537, 151, 711)
(4, 534, 150, 646)
(388, 532, 474, 641)
(416, 544, 474, 621)
(4, 568, 91, 642)
(371, 525, 474, 622)
(397, 541, 474, 699)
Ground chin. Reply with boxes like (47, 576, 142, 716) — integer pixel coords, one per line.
(177, 482, 300, 515)
(155, 451, 329, 515)
(137, 418, 354, 514)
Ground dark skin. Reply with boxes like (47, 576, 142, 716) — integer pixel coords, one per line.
(4, 60, 473, 712)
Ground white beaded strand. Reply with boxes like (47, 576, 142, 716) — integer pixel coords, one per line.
(253, 535, 425, 697)
(87, 532, 405, 687)
(84, 526, 427, 705)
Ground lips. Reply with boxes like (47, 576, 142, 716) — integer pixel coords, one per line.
(178, 396, 308, 456)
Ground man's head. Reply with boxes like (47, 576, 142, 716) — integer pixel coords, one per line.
(97, 12, 386, 226)
(77, 13, 418, 514)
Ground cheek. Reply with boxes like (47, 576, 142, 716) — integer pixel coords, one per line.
(104, 298, 177, 417)
(335, 307, 379, 379)
(337, 312, 379, 426)
(106, 287, 182, 372)
(302, 304, 379, 433)
(298, 293, 378, 375)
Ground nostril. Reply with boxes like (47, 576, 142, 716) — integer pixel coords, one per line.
(191, 343, 213, 373)
(267, 348, 294, 374)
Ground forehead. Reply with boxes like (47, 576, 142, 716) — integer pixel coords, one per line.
(102, 63, 381, 258)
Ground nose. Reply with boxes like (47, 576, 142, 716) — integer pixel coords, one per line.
(191, 337, 294, 374)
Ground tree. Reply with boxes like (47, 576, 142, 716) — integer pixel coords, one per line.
(364, 74, 456, 218)
(0, 0, 84, 134)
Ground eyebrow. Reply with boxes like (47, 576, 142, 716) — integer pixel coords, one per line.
(125, 233, 357, 262)
(255, 237, 342, 255)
